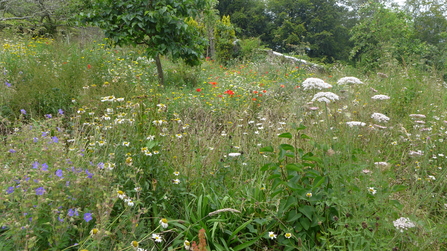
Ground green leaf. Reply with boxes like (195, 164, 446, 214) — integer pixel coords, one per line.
(300, 133, 311, 139)
(389, 200, 403, 210)
(285, 163, 303, 172)
(278, 132, 292, 139)
(299, 205, 314, 220)
(228, 220, 253, 242)
(260, 146, 274, 152)
(312, 176, 326, 189)
(279, 144, 294, 151)
(294, 123, 307, 131)
(391, 185, 407, 193)
(299, 217, 310, 230)
(233, 236, 262, 251)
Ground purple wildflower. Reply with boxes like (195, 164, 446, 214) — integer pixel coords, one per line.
(33, 137, 38, 143)
(97, 162, 105, 169)
(52, 136, 59, 143)
(85, 169, 93, 178)
(20, 109, 26, 115)
(45, 114, 52, 119)
(68, 208, 79, 217)
(58, 216, 64, 222)
(5, 81, 11, 87)
(6, 186, 14, 194)
(58, 109, 64, 115)
(9, 149, 16, 153)
(35, 187, 46, 195)
(83, 212, 93, 222)
(41, 163, 49, 171)
(42, 131, 49, 137)
(32, 161, 39, 169)
(55, 169, 63, 178)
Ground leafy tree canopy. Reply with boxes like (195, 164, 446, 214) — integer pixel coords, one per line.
(82, 0, 208, 85)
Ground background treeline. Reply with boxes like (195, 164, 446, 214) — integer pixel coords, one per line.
(1, 0, 447, 74)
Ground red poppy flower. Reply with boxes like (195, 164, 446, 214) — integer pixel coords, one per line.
(87, 64, 92, 69)
(224, 90, 234, 95)
(196, 88, 202, 92)
(209, 82, 217, 86)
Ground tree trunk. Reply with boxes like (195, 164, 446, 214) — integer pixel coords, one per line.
(154, 53, 164, 86)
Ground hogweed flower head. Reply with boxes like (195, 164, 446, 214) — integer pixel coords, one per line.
(302, 78, 332, 90)
(337, 77, 363, 85)
(311, 92, 339, 104)
(393, 217, 415, 232)
(371, 113, 390, 123)
(371, 94, 390, 100)
(346, 121, 366, 127)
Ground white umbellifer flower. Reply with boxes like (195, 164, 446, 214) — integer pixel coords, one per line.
(337, 77, 364, 85)
(346, 121, 366, 127)
(409, 150, 424, 157)
(228, 153, 241, 157)
(302, 78, 333, 90)
(371, 94, 390, 100)
(371, 113, 390, 123)
(409, 114, 426, 118)
(311, 92, 339, 103)
(393, 217, 415, 232)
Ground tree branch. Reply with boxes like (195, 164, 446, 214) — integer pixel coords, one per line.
(0, 16, 33, 21)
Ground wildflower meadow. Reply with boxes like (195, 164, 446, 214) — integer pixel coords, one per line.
(1, 36, 447, 251)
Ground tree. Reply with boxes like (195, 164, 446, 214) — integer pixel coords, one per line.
(267, 0, 352, 61)
(349, 2, 432, 70)
(0, 0, 86, 35)
(82, 0, 208, 85)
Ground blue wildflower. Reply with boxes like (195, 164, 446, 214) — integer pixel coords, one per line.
(83, 212, 93, 222)
(35, 187, 46, 195)
(41, 163, 49, 171)
(68, 208, 79, 217)
(20, 109, 26, 115)
(6, 186, 14, 194)
(55, 169, 63, 178)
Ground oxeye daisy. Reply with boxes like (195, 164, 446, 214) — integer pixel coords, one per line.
(268, 231, 277, 239)
(159, 218, 168, 228)
(284, 233, 292, 238)
(152, 233, 162, 242)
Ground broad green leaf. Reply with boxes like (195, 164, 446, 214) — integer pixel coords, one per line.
(299, 217, 310, 230)
(285, 163, 303, 172)
(260, 146, 274, 152)
(278, 132, 293, 139)
(299, 205, 314, 220)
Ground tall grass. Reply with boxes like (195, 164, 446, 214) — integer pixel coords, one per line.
(1, 36, 447, 250)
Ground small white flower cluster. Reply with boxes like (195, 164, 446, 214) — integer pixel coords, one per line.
(311, 92, 340, 104)
(228, 152, 241, 157)
(302, 78, 332, 90)
(346, 121, 366, 127)
(100, 95, 125, 102)
(337, 77, 363, 85)
(371, 113, 390, 123)
(371, 94, 390, 100)
(393, 217, 415, 232)
(409, 150, 424, 157)
(117, 190, 135, 206)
